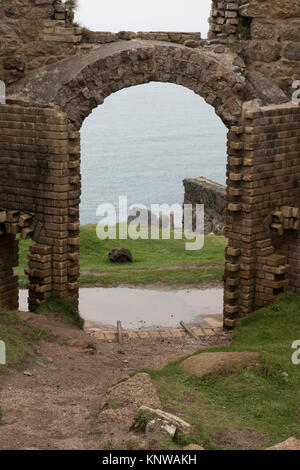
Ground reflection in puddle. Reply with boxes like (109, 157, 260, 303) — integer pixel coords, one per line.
(20, 287, 223, 329)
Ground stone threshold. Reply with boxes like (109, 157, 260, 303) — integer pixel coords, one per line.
(86, 326, 222, 343)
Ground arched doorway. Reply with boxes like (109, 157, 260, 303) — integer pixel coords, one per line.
(4, 39, 295, 328)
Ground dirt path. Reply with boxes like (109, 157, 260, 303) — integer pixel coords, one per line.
(0, 313, 230, 450)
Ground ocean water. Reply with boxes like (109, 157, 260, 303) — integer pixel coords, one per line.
(80, 82, 227, 226)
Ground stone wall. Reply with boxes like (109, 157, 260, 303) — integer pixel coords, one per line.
(183, 177, 226, 234)
(208, 0, 300, 94)
(0, 0, 81, 85)
(223, 102, 300, 327)
(0, 233, 18, 310)
(0, 103, 78, 311)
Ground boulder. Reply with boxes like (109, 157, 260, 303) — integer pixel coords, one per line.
(108, 248, 133, 263)
(180, 352, 261, 379)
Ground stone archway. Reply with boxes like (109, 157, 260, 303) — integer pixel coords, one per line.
(14, 41, 248, 129)
(2, 37, 300, 328)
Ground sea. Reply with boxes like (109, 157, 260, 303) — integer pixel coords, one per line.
(80, 82, 227, 226)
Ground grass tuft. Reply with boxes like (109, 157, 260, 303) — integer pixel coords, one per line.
(36, 295, 84, 329)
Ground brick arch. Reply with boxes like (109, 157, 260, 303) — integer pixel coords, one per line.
(56, 44, 246, 130)
(15, 42, 249, 129)
(7, 41, 249, 320)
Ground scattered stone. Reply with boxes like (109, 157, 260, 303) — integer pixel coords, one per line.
(108, 248, 133, 263)
(180, 352, 261, 379)
(283, 43, 300, 61)
(244, 41, 280, 64)
(134, 405, 194, 440)
(267, 437, 300, 450)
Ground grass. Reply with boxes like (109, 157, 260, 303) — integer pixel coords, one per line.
(140, 293, 300, 450)
(0, 311, 53, 370)
(17, 224, 226, 288)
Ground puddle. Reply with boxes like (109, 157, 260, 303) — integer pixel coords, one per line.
(19, 287, 223, 330)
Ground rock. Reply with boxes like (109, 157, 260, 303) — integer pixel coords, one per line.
(251, 21, 276, 40)
(108, 248, 133, 263)
(214, 45, 225, 54)
(146, 418, 177, 439)
(280, 22, 300, 42)
(184, 40, 200, 48)
(183, 444, 204, 450)
(283, 43, 300, 61)
(267, 437, 300, 450)
(134, 405, 194, 439)
(246, 72, 289, 105)
(180, 352, 261, 379)
(101, 373, 162, 412)
(23, 371, 32, 376)
(244, 42, 280, 64)
(118, 31, 137, 40)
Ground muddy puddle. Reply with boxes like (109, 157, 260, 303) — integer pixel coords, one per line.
(19, 287, 223, 330)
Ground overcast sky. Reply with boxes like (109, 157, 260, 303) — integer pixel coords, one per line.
(75, 0, 211, 36)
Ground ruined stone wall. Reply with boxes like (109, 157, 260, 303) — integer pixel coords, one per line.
(0, 103, 78, 311)
(183, 177, 226, 234)
(208, 0, 300, 94)
(224, 103, 300, 327)
(0, 0, 81, 85)
(1, 101, 300, 323)
(0, 233, 18, 310)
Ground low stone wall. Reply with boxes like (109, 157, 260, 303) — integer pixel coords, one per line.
(183, 177, 226, 234)
(86, 31, 201, 46)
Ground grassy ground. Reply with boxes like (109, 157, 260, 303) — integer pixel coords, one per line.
(142, 293, 300, 450)
(0, 311, 52, 370)
(17, 224, 226, 288)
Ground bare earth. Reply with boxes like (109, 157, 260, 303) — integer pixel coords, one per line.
(0, 313, 230, 450)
